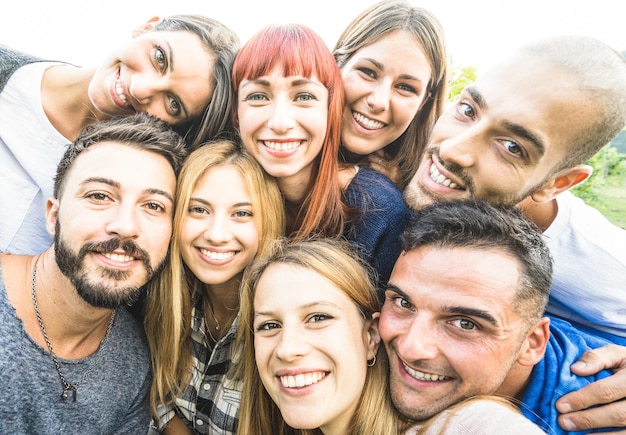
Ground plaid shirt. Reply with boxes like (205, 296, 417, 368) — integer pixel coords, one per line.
(156, 297, 241, 434)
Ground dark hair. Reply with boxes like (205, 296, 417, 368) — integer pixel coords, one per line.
(402, 200, 552, 323)
(53, 113, 188, 198)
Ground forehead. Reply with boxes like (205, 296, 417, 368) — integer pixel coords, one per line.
(390, 246, 521, 312)
(192, 165, 250, 197)
(243, 67, 325, 87)
(255, 263, 355, 310)
(350, 30, 431, 74)
(64, 141, 176, 194)
(475, 53, 594, 159)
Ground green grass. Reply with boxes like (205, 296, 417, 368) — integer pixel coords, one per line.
(581, 172, 626, 229)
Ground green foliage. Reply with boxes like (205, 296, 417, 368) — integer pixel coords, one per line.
(571, 145, 625, 202)
(447, 65, 477, 102)
(610, 129, 626, 154)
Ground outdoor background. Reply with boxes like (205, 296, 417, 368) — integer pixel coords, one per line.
(1, 0, 624, 226)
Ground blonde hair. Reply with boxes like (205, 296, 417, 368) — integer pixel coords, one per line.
(235, 238, 398, 435)
(144, 139, 284, 415)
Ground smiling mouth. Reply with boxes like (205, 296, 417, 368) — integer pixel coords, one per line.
(262, 140, 302, 152)
(279, 371, 327, 388)
(403, 362, 449, 382)
(114, 76, 133, 110)
(429, 160, 463, 190)
(102, 252, 137, 263)
(200, 248, 236, 262)
(352, 111, 385, 130)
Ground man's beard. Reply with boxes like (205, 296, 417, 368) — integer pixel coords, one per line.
(54, 221, 166, 309)
(404, 149, 547, 210)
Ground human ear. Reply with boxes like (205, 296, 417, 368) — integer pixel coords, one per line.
(132, 16, 163, 38)
(45, 198, 59, 237)
(517, 317, 550, 366)
(530, 165, 592, 203)
(364, 312, 382, 361)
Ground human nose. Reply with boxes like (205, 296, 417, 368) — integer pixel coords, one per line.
(395, 315, 439, 362)
(438, 124, 482, 168)
(105, 202, 140, 240)
(365, 81, 391, 112)
(267, 97, 295, 133)
(128, 72, 164, 107)
(203, 215, 231, 244)
(275, 324, 309, 362)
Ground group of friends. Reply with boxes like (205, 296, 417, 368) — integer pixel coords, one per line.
(1, 1, 625, 434)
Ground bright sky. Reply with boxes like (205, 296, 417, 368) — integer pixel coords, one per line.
(1, 0, 624, 75)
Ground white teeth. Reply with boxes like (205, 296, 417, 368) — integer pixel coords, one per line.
(263, 141, 301, 152)
(403, 363, 448, 381)
(103, 252, 134, 262)
(279, 371, 325, 388)
(115, 78, 127, 104)
(352, 111, 385, 129)
(430, 163, 460, 190)
(200, 249, 236, 261)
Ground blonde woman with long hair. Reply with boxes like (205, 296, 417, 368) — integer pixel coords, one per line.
(235, 238, 397, 435)
(145, 139, 284, 434)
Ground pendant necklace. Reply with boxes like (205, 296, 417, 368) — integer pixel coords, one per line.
(203, 298, 236, 344)
(30, 257, 117, 402)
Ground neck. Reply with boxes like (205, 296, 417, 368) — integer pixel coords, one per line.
(517, 197, 558, 233)
(41, 65, 102, 140)
(494, 362, 534, 401)
(276, 167, 313, 205)
(204, 277, 240, 313)
(31, 250, 116, 359)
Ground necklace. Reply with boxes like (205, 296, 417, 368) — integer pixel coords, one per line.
(205, 300, 221, 331)
(203, 298, 237, 344)
(30, 257, 116, 402)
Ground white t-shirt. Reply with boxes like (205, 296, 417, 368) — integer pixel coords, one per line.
(0, 61, 69, 255)
(543, 191, 626, 338)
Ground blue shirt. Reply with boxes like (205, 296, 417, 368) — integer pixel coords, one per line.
(522, 316, 617, 434)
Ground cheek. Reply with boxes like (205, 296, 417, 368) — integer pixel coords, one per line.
(341, 76, 363, 106)
(394, 99, 421, 128)
(178, 218, 197, 246)
(377, 310, 398, 342)
(310, 113, 329, 143)
(153, 222, 173, 255)
(237, 109, 256, 140)
(254, 337, 273, 372)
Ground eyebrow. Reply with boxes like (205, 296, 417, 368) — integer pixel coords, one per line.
(82, 177, 174, 203)
(465, 86, 545, 157)
(442, 306, 500, 327)
(386, 283, 500, 327)
(166, 41, 189, 119)
(241, 77, 324, 89)
(361, 57, 425, 83)
(189, 197, 252, 208)
(255, 301, 341, 318)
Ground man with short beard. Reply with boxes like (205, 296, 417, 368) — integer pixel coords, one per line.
(401, 35, 626, 432)
(382, 200, 616, 434)
(0, 113, 187, 434)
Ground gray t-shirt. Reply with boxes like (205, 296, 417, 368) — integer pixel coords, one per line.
(0, 262, 152, 434)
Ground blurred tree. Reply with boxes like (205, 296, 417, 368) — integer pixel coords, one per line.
(447, 65, 477, 101)
(572, 145, 624, 202)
